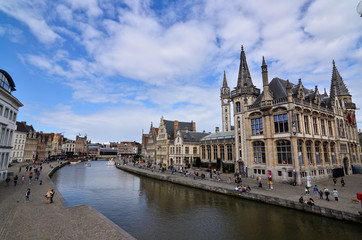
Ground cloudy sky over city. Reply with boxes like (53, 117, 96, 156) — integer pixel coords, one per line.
(0, 0, 361, 143)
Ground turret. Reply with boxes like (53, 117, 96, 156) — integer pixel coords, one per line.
(261, 56, 272, 101)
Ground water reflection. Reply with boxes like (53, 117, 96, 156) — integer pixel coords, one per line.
(52, 161, 361, 240)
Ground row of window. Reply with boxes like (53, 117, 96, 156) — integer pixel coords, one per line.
(201, 145, 233, 161)
(12, 151, 23, 158)
(0, 127, 13, 147)
(253, 140, 358, 165)
(15, 139, 25, 144)
(0, 105, 17, 122)
(251, 113, 356, 140)
(170, 146, 198, 155)
(255, 169, 333, 178)
(0, 152, 10, 170)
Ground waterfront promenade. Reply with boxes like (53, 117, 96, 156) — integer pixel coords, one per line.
(118, 163, 362, 223)
(0, 162, 135, 240)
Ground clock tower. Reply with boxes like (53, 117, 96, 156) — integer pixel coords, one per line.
(221, 71, 231, 132)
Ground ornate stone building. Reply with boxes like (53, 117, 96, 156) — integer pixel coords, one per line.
(156, 117, 196, 166)
(169, 128, 209, 168)
(228, 46, 360, 184)
(22, 122, 37, 162)
(51, 133, 63, 156)
(62, 139, 75, 154)
(36, 132, 52, 160)
(75, 135, 88, 156)
(199, 127, 235, 172)
(141, 122, 158, 163)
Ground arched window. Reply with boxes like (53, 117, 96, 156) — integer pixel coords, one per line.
(213, 146, 218, 160)
(315, 141, 320, 164)
(323, 142, 329, 164)
(220, 145, 225, 161)
(253, 141, 265, 164)
(330, 142, 336, 164)
(227, 144, 232, 160)
(207, 145, 211, 160)
(306, 141, 313, 164)
(297, 140, 303, 166)
(236, 102, 241, 113)
(276, 140, 292, 164)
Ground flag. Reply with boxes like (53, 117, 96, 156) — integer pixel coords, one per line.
(346, 112, 351, 124)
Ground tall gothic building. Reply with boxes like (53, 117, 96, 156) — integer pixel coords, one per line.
(225, 46, 360, 184)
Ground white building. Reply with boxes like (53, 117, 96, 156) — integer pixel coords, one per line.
(0, 69, 23, 181)
(10, 122, 27, 163)
(62, 140, 75, 154)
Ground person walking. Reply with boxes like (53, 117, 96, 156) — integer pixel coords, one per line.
(13, 175, 18, 186)
(21, 175, 25, 184)
(19, 167, 21, 173)
(29, 172, 33, 185)
(324, 187, 330, 201)
(341, 178, 345, 187)
(319, 190, 323, 199)
(50, 189, 55, 203)
(313, 185, 318, 196)
(5, 176, 10, 186)
(305, 186, 310, 195)
(25, 188, 30, 201)
(333, 188, 338, 201)
(45, 189, 52, 204)
(333, 177, 337, 186)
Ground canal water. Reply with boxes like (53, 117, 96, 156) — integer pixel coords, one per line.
(52, 161, 361, 240)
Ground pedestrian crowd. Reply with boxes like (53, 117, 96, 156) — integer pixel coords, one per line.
(300, 177, 345, 206)
(4, 161, 56, 204)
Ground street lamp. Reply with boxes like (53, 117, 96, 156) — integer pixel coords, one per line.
(358, 1, 362, 17)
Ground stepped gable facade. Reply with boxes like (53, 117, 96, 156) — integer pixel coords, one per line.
(156, 116, 196, 165)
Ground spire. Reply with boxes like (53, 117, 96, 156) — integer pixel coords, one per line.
(330, 60, 350, 97)
(221, 70, 230, 97)
(262, 56, 266, 66)
(222, 70, 228, 88)
(237, 45, 254, 88)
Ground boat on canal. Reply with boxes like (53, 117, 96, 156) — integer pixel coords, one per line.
(85, 163, 91, 167)
(106, 159, 115, 166)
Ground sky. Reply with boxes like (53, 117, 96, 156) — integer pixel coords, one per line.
(0, 0, 361, 143)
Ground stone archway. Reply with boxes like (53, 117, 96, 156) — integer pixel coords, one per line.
(343, 157, 349, 175)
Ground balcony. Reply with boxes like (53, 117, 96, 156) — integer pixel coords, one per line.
(231, 87, 260, 98)
(345, 102, 356, 109)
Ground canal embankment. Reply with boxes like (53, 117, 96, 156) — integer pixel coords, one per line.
(117, 164, 362, 224)
(0, 162, 136, 240)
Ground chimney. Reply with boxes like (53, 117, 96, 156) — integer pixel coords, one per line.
(174, 120, 179, 137)
(191, 120, 196, 131)
(215, 127, 219, 133)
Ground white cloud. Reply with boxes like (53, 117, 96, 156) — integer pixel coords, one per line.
(2, 0, 362, 142)
(0, 0, 61, 44)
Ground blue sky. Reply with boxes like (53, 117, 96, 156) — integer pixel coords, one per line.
(0, 0, 361, 143)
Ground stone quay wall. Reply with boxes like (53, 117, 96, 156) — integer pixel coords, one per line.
(117, 164, 362, 224)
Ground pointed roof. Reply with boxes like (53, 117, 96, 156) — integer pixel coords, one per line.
(237, 45, 254, 88)
(163, 120, 194, 139)
(222, 71, 228, 88)
(330, 60, 350, 97)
